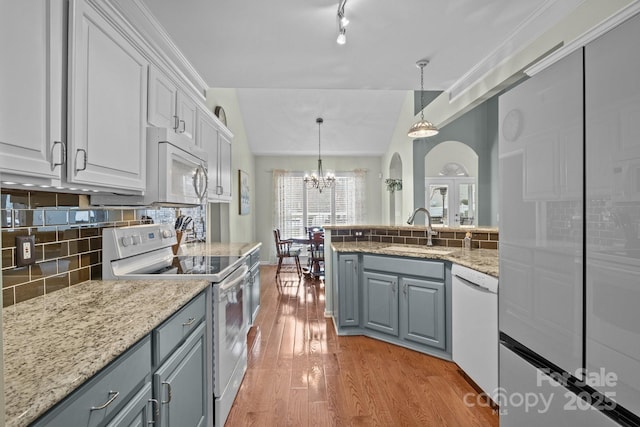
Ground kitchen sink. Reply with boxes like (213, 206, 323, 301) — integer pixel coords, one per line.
(384, 245, 453, 256)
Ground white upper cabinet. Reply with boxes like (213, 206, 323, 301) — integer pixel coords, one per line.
(176, 91, 197, 142)
(196, 108, 232, 202)
(217, 129, 232, 200)
(148, 66, 178, 129)
(148, 66, 197, 143)
(68, 0, 148, 193)
(0, 1, 65, 183)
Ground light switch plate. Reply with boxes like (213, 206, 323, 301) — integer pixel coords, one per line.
(16, 235, 36, 267)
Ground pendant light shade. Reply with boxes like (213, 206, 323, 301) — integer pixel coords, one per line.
(407, 119, 439, 138)
(408, 59, 439, 138)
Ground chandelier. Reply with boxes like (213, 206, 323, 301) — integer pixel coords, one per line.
(304, 117, 335, 193)
(408, 59, 439, 138)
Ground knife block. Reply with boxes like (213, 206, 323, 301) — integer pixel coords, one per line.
(172, 231, 183, 255)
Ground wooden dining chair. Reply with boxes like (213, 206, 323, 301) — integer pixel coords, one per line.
(273, 228, 303, 279)
(309, 231, 325, 278)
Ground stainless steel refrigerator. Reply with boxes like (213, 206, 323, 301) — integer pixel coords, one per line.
(498, 12, 640, 427)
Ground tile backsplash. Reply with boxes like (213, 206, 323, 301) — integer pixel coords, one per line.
(330, 226, 499, 249)
(1, 189, 206, 307)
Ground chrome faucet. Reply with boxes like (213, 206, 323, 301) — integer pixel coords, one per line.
(407, 207, 437, 246)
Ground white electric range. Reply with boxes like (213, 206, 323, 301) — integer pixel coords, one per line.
(102, 223, 249, 426)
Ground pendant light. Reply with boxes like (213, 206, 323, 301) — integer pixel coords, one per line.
(408, 59, 439, 138)
(304, 118, 335, 193)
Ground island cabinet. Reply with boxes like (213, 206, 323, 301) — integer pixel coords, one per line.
(32, 290, 209, 427)
(335, 252, 450, 357)
(363, 255, 446, 352)
(337, 254, 360, 328)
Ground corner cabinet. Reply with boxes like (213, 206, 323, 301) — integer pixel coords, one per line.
(335, 253, 450, 357)
(67, 0, 148, 193)
(196, 107, 233, 202)
(0, 0, 65, 184)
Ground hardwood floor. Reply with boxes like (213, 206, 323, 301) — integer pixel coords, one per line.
(225, 266, 499, 426)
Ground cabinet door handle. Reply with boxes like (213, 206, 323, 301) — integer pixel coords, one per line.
(392, 281, 397, 293)
(173, 115, 180, 130)
(75, 148, 87, 172)
(90, 390, 119, 411)
(182, 317, 195, 327)
(162, 382, 172, 404)
(148, 398, 159, 424)
(403, 282, 407, 296)
(52, 141, 66, 169)
(179, 119, 186, 133)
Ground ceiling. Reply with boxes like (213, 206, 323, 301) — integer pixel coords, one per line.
(142, 0, 566, 156)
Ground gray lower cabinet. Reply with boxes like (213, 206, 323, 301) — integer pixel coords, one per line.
(154, 321, 207, 427)
(32, 336, 153, 427)
(337, 254, 359, 327)
(105, 382, 154, 427)
(32, 289, 209, 427)
(362, 271, 399, 336)
(400, 277, 445, 350)
(248, 248, 261, 324)
(335, 253, 448, 355)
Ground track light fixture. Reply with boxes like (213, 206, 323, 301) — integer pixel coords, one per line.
(336, 0, 349, 45)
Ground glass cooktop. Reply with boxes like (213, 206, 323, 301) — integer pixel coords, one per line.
(150, 255, 244, 275)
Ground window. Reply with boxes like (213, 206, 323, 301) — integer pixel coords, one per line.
(274, 170, 366, 238)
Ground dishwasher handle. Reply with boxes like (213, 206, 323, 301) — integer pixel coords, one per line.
(454, 274, 496, 294)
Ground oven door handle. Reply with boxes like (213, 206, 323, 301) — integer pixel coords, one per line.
(219, 264, 249, 293)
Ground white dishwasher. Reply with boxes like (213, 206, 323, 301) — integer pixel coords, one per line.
(452, 263, 498, 400)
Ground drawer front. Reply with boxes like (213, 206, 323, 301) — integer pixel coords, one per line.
(363, 254, 444, 280)
(154, 291, 206, 365)
(33, 336, 151, 427)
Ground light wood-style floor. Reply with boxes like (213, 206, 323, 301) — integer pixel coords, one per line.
(225, 265, 498, 426)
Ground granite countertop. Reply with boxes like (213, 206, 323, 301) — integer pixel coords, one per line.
(3, 278, 209, 427)
(331, 241, 499, 277)
(324, 224, 499, 233)
(177, 241, 262, 257)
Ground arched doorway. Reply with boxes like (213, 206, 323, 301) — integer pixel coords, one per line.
(424, 141, 478, 227)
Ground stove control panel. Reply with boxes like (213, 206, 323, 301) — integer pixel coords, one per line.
(104, 223, 177, 260)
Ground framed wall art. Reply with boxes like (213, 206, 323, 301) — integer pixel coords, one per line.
(238, 169, 250, 215)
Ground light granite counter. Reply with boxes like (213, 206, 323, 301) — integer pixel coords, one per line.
(177, 241, 262, 257)
(331, 241, 499, 277)
(3, 278, 209, 427)
(324, 224, 499, 233)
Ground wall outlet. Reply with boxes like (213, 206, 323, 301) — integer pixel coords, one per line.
(353, 231, 364, 237)
(16, 235, 36, 267)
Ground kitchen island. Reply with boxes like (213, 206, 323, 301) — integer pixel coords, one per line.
(331, 241, 498, 277)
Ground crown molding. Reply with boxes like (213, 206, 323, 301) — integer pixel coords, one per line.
(106, 0, 210, 98)
(525, 0, 640, 76)
(447, 0, 586, 103)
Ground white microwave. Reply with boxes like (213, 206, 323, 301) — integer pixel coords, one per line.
(92, 127, 208, 206)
